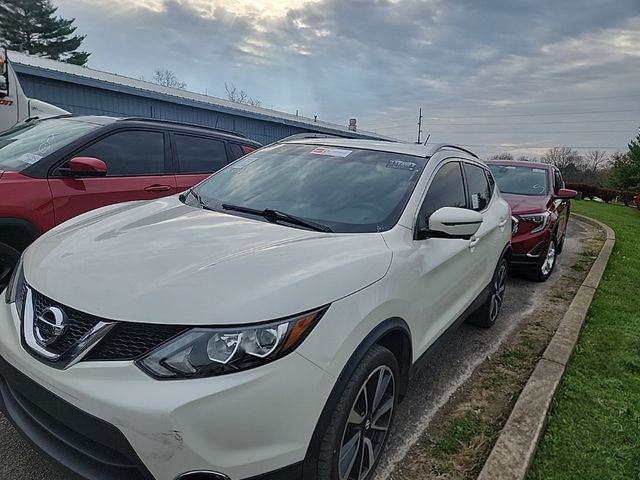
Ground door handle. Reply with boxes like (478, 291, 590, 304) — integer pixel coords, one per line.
(469, 236, 480, 248)
(144, 184, 172, 192)
(498, 218, 508, 228)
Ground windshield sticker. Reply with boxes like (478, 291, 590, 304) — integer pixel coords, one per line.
(309, 147, 352, 157)
(532, 168, 546, 173)
(472, 193, 480, 210)
(386, 159, 417, 171)
(17, 153, 43, 165)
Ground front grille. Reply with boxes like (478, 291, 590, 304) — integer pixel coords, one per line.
(87, 322, 187, 361)
(24, 284, 187, 362)
(31, 289, 102, 355)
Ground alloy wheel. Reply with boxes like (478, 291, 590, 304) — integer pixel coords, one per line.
(540, 240, 556, 277)
(489, 263, 507, 323)
(338, 365, 395, 480)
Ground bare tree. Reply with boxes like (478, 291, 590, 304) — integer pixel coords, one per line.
(542, 146, 583, 176)
(141, 69, 187, 89)
(225, 82, 261, 107)
(516, 155, 538, 162)
(585, 150, 610, 174)
(489, 153, 514, 160)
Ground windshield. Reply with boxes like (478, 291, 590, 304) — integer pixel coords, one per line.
(489, 164, 549, 196)
(189, 143, 427, 233)
(0, 118, 100, 171)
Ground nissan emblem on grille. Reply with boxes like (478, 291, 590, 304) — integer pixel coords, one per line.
(34, 306, 67, 347)
(22, 285, 116, 368)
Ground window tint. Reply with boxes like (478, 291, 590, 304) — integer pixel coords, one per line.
(420, 162, 466, 227)
(228, 143, 244, 161)
(463, 163, 491, 211)
(75, 130, 165, 176)
(174, 134, 228, 173)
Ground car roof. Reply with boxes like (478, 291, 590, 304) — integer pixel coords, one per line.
(50, 115, 261, 146)
(282, 138, 479, 159)
(485, 159, 552, 169)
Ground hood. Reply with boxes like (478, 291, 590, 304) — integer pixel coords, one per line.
(501, 193, 550, 216)
(24, 197, 392, 325)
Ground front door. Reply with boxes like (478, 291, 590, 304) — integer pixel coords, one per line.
(410, 161, 478, 355)
(48, 129, 177, 225)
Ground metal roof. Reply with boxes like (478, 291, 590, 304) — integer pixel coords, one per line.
(9, 51, 396, 142)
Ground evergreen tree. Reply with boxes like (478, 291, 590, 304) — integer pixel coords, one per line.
(609, 130, 640, 191)
(0, 0, 90, 65)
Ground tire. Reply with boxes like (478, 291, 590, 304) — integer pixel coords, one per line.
(0, 243, 21, 290)
(467, 257, 508, 328)
(531, 238, 557, 282)
(315, 344, 399, 480)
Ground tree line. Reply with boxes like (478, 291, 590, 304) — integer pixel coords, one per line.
(489, 130, 640, 195)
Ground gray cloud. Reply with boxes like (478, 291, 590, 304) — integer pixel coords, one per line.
(57, 0, 640, 156)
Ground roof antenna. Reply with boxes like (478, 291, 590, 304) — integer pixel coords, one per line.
(423, 133, 431, 146)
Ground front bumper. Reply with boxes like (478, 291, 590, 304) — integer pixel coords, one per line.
(0, 300, 335, 480)
(510, 227, 552, 270)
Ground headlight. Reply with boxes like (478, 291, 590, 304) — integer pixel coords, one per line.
(4, 255, 25, 316)
(519, 212, 550, 233)
(136, 306, 329, 379)
(511, 215, 519, 235)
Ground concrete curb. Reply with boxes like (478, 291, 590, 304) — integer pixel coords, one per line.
(476, 214, 615, 480)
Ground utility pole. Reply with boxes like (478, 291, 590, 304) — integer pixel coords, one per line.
(417, 107, 423, 144)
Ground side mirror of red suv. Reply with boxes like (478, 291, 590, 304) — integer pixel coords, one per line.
(555, 188, 577, 199)
(62, 157, 108, 177)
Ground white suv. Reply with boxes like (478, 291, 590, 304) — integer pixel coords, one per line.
(1, 138, 511, 480)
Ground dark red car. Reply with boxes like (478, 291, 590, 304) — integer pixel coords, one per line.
(0, 116, 260, 287)
(487, 161, 577, 281)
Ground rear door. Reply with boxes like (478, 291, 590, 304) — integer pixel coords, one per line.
(48, 128, 176, 225)
(171, 133, 232, 192)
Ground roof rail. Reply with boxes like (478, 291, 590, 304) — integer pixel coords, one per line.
(426, 143, 479, 159)
(119, 117, 250, 139)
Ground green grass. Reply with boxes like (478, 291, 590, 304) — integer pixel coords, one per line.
(433, 412, 484, 456)
(529, 201, 640, 480)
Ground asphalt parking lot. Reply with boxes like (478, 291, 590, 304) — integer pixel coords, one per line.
(0, 220, 589, 480)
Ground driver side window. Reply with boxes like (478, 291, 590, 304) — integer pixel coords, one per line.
(417, 161, 467, 231)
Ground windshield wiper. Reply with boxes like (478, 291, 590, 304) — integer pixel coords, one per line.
(221, 203, 332, 233)
(186, 188, 217, 212)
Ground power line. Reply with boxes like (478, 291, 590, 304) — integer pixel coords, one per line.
(364, 108, 640, 129)
(369, 118, 639, 129)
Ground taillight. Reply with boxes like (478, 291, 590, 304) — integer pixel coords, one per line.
(241, 145, 255, 155)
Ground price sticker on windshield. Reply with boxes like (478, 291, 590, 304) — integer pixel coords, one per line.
(309, 147, 352, 157)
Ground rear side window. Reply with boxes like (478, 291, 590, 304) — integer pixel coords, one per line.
(173, 134, 228, 174)
(228, 143, 245, 161)
(74, 130, 165, 176)
(463, 163, 491, 211)
(419, 162, 466, 228)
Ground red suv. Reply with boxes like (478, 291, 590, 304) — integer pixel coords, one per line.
(0, 116, 260, 287)
(487, 161, 577, 281)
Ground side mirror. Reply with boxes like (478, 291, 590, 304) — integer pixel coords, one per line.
(0, 47, 9, 98)
(420, 207, 483, 240)
(555, 188, 577, 199)
(62, 157, 107, 177)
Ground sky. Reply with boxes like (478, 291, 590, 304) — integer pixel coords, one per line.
(55, 0, 640, 158)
